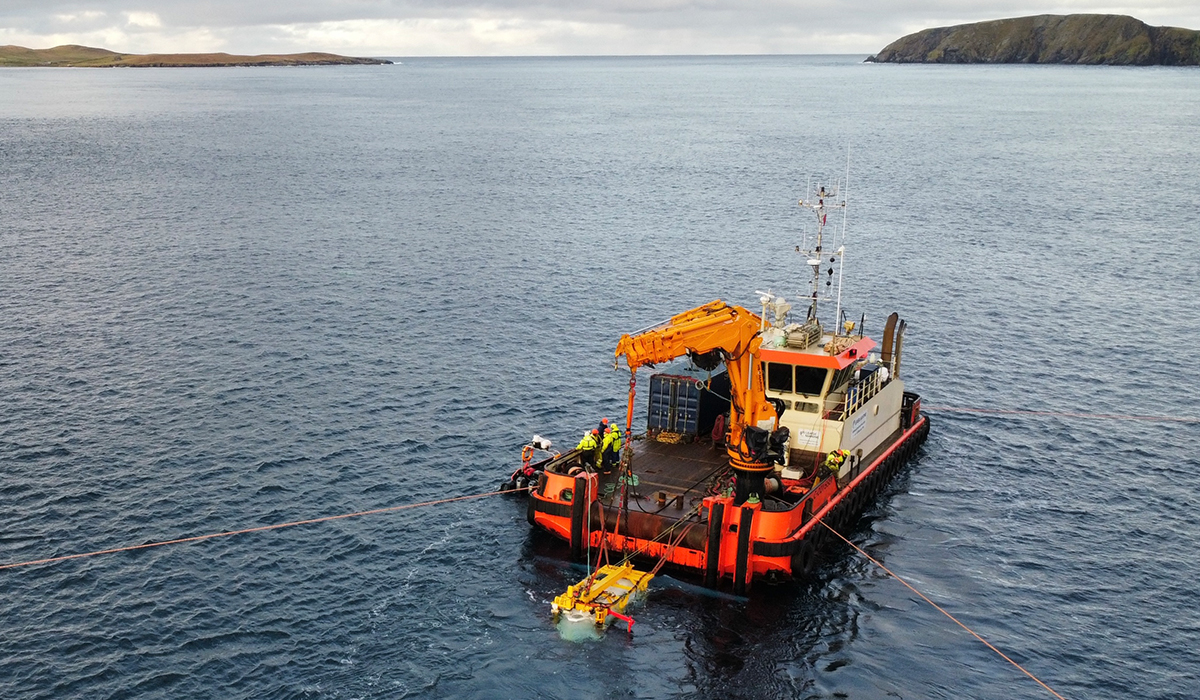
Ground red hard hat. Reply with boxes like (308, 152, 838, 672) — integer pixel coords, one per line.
(601, 418, 609, 424)
(592, 429, 600, 435)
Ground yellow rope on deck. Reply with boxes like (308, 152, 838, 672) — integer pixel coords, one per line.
(655, 431, 688, 444)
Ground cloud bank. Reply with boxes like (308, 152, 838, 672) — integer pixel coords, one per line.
(2, 1, 1198, 56)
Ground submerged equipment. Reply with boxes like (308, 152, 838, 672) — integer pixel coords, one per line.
(551, 563, 654, 632)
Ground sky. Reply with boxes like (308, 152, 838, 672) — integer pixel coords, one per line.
(2, 1, 1198, 56)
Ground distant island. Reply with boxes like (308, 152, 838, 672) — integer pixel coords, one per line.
(0, 44, 392, 67)
(867, 14, 1200, 65)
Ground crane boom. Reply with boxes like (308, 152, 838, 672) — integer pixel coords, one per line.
(616, 301, 759, 370)
(615, 300, 782, 503)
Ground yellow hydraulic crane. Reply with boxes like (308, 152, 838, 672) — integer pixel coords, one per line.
(615, 300, 783, 503)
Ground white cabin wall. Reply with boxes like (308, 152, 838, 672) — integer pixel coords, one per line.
(841, 380, 905, 458)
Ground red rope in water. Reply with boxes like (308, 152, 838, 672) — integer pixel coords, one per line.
(928, 405, 1199, 423)
(820, 521, 1068, 700)
(0, 487, 524, 572)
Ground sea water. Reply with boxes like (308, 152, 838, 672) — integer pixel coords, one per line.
(1, 56, 1198, 699)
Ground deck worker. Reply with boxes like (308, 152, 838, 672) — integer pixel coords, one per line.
(825, 449, 851, 478)
(576, 429, 601, 470)
(601, 424, 622, 472)
(814, 449, 851, 488)
(598, 417, 609, 437)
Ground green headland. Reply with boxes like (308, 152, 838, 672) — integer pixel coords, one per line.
(0, 45, 392, 67)
(867, 14, 1200, 65)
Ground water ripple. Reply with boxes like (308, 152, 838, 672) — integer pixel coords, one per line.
(2, 57, 1198, 700)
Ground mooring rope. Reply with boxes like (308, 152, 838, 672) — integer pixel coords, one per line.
(928, 405, 1198, 424)
(0, 487, 527, 573)
(819, 520, 1068, 700)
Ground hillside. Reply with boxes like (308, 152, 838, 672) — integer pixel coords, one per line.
(0, 45, 392, 67)
(867, 14, 1200, 65)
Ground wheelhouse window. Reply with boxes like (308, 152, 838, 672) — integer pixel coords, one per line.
(794, 366, 828, 396)
(767, 362, 793, 393)
(829, 365, 856, 393)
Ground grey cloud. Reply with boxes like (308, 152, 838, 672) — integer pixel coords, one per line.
(7, 1, 1191, 30)
(3, 1, 1197, 54)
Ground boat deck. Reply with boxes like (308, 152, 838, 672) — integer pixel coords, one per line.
(628, 438, 729, 497)
(555, 422, 913, 554)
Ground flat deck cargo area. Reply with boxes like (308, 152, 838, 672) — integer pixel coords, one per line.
(627, 438, 729, 498)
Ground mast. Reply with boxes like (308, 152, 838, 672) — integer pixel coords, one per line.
(796, 176, 848, 333)
(836, 150, 850, 329)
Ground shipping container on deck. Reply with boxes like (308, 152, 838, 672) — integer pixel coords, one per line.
(646, 372, 731, 438)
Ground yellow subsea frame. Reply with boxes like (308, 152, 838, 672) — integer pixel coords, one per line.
(551, 563, 654, 628)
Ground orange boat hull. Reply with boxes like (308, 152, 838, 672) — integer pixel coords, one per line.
(528, 416, 930, 592)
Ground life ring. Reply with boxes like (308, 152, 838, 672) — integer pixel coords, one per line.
(521, 445, 534, 463)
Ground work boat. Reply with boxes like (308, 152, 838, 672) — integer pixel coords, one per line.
(511, 182, 930, 593)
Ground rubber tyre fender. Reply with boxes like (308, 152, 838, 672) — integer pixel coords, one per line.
(568, 475, 588, 561)
(853, 491, 866, 516)
(844, 493, 858, 520)
(733, 507, 755, 595)
(704, 501, 726, 589)
(791, 540, 816, 577)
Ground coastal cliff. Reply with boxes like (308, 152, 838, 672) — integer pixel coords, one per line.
(867, 14, 1200, 65)
(0, 45, 391, 67)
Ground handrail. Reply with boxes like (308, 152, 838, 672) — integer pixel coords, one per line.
(840, 370, 882, 420)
